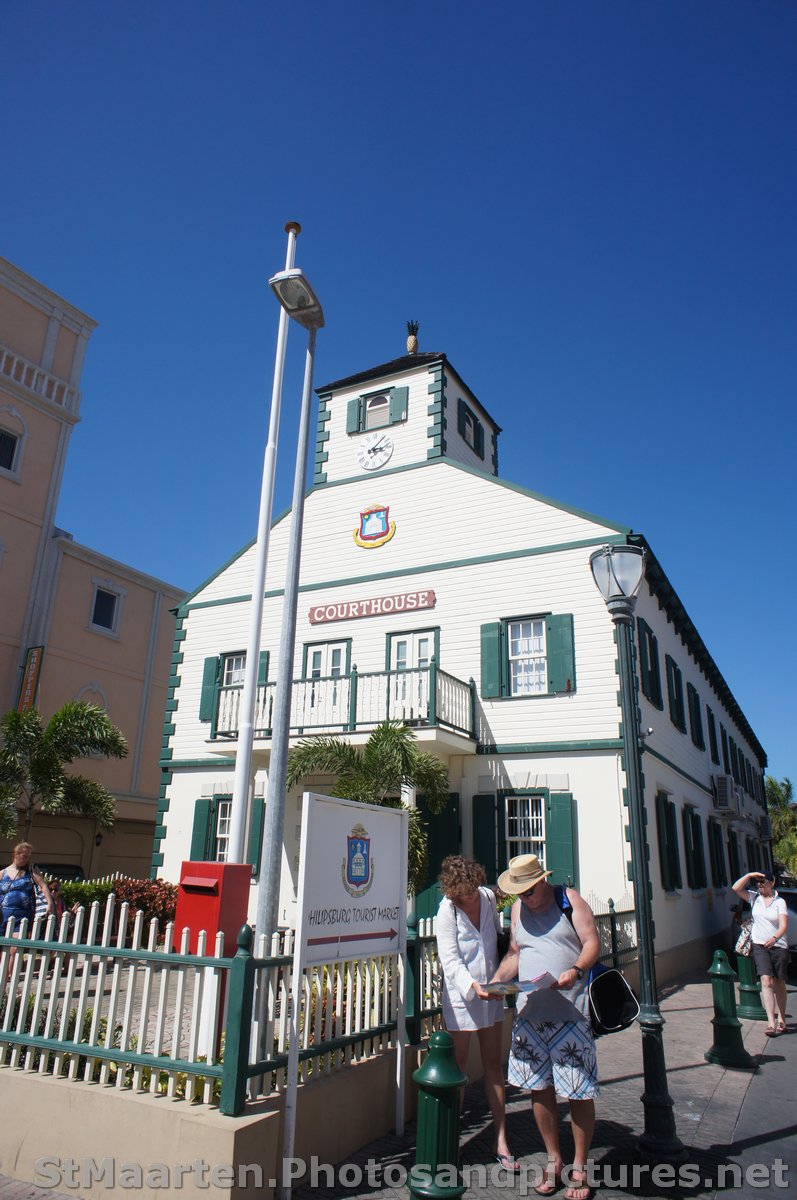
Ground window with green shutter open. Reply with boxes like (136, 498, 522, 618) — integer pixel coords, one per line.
(655, 791, 682, 891)
(637, 618, 663, 708)
(687, 682, 705, 750)
(665, 655, 686, 733)
(346, 386, 409, 434)
(480, 614, 575, 698)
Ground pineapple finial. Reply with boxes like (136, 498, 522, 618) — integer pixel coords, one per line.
(406, 320, 419, 355)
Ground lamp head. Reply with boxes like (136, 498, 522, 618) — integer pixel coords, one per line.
(268, 268, 325, 329)
(589, 544, 647, 615)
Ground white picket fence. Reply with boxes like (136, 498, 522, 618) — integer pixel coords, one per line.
(0, 897, 444, 1111)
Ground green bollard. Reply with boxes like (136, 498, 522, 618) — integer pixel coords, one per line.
(409, 1030, 467, 1200)
(704, 950, 757, 1070)
(735, 951, 767, 1021)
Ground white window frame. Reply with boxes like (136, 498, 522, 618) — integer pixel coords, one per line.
(364, 394, 390, 430)
(213, 797, 232, 862)
(507, 617, 547, 696)
(505, 794, 546, 862)
(223, 653, 247, 687)
(89, 578, 125, 638)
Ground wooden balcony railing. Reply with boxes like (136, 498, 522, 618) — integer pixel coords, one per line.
(212, 660, 475, 741)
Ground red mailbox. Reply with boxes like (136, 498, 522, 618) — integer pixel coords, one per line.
(173, 861, 251, 955)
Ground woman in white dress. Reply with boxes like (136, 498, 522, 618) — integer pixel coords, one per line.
(436, 855, 517, 1170)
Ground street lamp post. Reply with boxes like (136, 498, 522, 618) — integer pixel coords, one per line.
(255, 268, 324, 942)
(589, 543, 686, 1161)
(226, 222, 302, 864)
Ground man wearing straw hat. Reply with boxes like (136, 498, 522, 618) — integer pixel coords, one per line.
(490, 853, 601, 1200)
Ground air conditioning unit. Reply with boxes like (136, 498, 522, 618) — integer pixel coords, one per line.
(713, 774, 735, 810)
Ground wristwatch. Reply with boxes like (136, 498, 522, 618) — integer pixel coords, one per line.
(571, 965, 584, 980)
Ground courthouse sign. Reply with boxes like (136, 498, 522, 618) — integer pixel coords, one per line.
(309, 588, 436, 625)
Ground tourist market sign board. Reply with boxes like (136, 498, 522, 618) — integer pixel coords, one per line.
(309, 588, 436, 625)
(295, 793, 408, 966)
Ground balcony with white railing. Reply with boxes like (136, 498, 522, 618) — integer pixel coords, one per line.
(212, 660, 476, 748)
(0, 342, 79, 410)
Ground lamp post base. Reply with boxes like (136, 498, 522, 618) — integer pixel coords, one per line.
(637, 1013, 688, 1162)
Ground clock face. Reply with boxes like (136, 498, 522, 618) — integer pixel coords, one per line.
(357, 431, 394, 471)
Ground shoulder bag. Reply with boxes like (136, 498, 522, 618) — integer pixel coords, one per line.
(554, 884, 640, 1037)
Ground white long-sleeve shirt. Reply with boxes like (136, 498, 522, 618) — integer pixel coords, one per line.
(436, 887, 503, 1031)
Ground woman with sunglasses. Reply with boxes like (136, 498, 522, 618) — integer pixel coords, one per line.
(732, 869, 788, 1036)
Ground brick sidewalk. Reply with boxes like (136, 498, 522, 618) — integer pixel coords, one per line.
(291, 970, 795, 1200)
(2, 970, 794, 1199)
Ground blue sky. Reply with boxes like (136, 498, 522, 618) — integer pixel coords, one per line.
(3, 2, 795, 781)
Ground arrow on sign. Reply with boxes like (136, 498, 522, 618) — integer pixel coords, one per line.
(308, 928, 398, 947)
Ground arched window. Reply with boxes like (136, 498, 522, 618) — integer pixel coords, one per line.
(364, 394, 390, 430)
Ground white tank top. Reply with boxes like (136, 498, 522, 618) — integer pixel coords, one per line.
(514, 891, 590, 1024)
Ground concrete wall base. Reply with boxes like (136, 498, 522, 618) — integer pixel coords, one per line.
(0, 1044, 428, 1200)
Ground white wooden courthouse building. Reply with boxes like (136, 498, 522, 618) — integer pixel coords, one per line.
(155, 349, 768, 978)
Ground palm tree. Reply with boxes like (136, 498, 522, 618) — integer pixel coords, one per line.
(0, 702, 128, 839)
(767, 775, 797, 874)
(285, 720, 450, 892)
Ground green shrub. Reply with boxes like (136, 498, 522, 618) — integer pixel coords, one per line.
(58, 878, 177, 937)
(60, 879, 115, 909)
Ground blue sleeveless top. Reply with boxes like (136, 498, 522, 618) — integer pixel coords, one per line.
(0, 868, 36, 930)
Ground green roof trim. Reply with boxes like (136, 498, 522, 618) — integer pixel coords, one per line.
(476, 739, 624, 755)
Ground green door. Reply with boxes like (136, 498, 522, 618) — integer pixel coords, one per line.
(414, 793, 460, 920)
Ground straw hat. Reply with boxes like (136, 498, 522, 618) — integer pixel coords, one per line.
(497, 853, 552, 895)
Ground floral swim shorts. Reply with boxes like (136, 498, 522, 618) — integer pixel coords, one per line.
(507, 1015, 599, 1100)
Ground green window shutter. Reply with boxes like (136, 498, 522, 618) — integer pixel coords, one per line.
(681, 808, 696, 889)
(389, 386, 408, 424)
(707, 817, 719, 886)
(655, 793, 672, 890)
(474, 419, 485, 460)
(546, 792, 576, 888)
(687, 683, 704, 749)
(346, 398, 361, 434)
(257, 650, 269, 686)
(639, 621, 663, 708)
(720, 725, 730, 773)
(480, 622, 503, 698)
(637, 619, 652, 700)
(707, 707, 720, 765)
(199, 657, 220, 722)
(457, 397, 467, 437)
(472, 794, 501, 884)
(692, 812, 707, 888)
(190, 799, 213, 860)
(247, 795, 265, 874)
(729, 739, 738, 783)
(666, 800, 682, 889)
(546, 614, 576, 695)
(665, 656, 685, 732)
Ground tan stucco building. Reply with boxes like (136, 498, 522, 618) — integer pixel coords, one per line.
(0, 256, 184, 877)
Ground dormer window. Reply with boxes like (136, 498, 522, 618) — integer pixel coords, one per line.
(365, 394, 390, 430)
(347, 385, 409, 435)
(457, 398, 485, 459)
